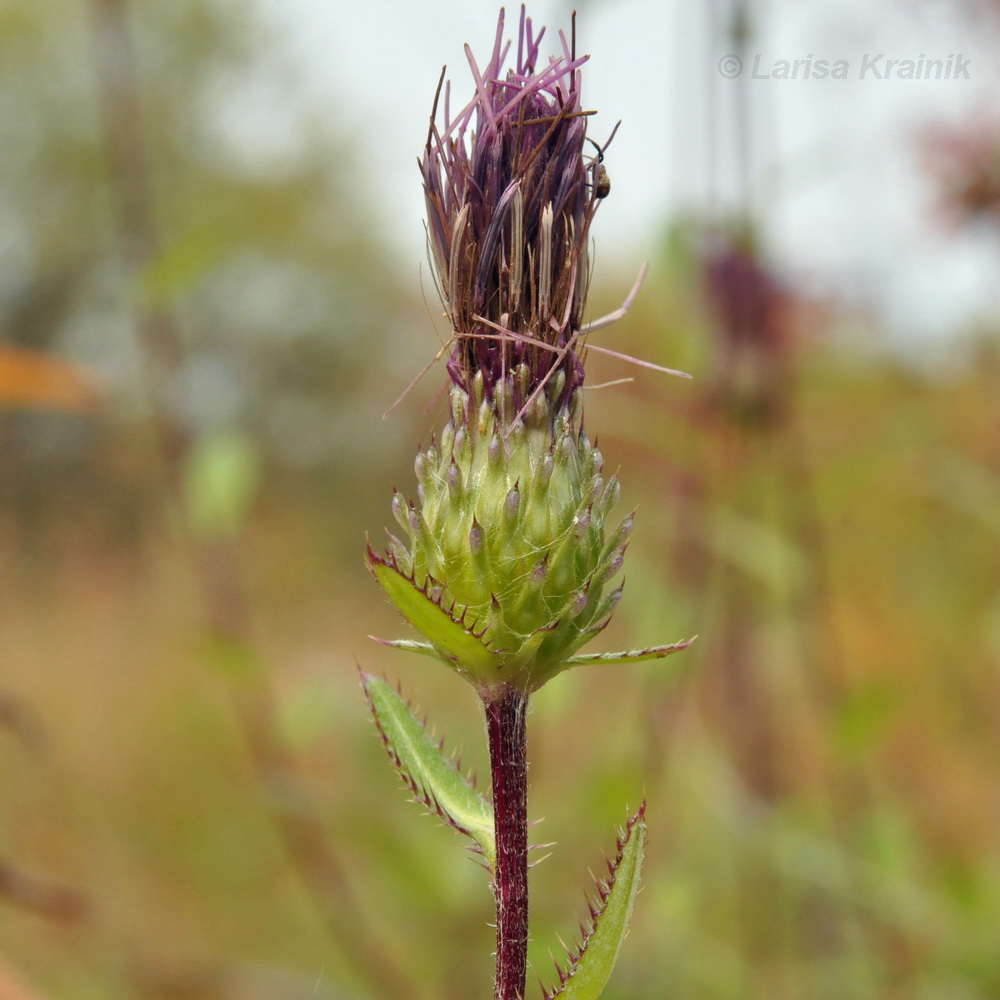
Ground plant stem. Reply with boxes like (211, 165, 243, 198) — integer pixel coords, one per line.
(485, 688, 530, 1000)
(87, 7, 423, 995)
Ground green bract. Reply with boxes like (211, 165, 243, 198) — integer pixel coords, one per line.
(368, 367, 631, 695)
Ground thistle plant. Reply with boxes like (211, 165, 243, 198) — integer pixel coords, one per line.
(364, 9, 691, 999)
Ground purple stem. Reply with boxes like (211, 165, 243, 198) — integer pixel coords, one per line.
(485, 688, 530, 1000)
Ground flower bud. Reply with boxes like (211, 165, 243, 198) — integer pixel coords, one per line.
(469, 519, 484, 556)
(368, 11, 639, 695)
(369, 380, 631, 694)
(391, 491, 408, 532)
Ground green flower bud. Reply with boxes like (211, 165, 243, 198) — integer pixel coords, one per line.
(368, 376, 631, 695)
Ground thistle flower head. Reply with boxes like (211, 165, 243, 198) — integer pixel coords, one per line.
(702, 231, 792, 427)
(422, 6, 606, 406)
(370, 9, 641, 696)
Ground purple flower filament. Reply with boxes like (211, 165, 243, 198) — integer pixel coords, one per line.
(422, 7, 608, 411)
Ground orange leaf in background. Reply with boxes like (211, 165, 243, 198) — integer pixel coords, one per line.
(0, 343, 102, 414)
(0, 957, 49, 1000)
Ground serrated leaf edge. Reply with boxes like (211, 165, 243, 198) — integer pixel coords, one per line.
(563, 636, 697, 667)
(360, 671, 496, 871)
(368, 636, 440, 659)
(366, 545, 495, 644)
(541, 802, 647, 1000)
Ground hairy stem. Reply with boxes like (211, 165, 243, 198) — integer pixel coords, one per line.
(485, 688, 530, 1000)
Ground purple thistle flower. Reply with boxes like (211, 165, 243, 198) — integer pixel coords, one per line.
(368, 16, 691, 999)
(422, 6, 607, 407)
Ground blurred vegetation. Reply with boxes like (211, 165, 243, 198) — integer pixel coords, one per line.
(2, 1, 1000, 999)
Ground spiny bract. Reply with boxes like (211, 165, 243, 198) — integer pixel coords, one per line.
(368, 367, 631, 695)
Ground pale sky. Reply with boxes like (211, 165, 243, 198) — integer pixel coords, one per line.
(255, 0, 1000, 349)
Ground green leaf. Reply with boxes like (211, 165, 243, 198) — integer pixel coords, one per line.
(368, 636, 440, 660)
(139, 221, 232, 306)
(544, 804, 647, 1000)
(361, 674, 495, 870)
(191, 627, 265, 684)
(367, 551, 499, 677)
(562, 637, 696, 669)
(183, 429, 260, 538)
(708, 507, 806, 596)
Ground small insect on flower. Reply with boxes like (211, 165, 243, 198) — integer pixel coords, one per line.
(587, 137, 611, 199)
(419, 6, 605, 405)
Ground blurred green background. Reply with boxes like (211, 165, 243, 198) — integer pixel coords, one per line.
(2, 1, 1000, 998)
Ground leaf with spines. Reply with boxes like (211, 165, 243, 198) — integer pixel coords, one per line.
(368, 636, 439, 660)
(366, 547, 499, 678)
(542, 804, 647, 1000)
(361, 673, 496, 871)
(561, 637, 697, 670)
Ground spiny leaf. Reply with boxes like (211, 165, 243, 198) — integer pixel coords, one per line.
(368, 636, 440, 660)
(562, 637, 697, 669)
(366, 548, 499, 676)
(542, 803, 647, 1000)
(361, 673, 496, 870)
